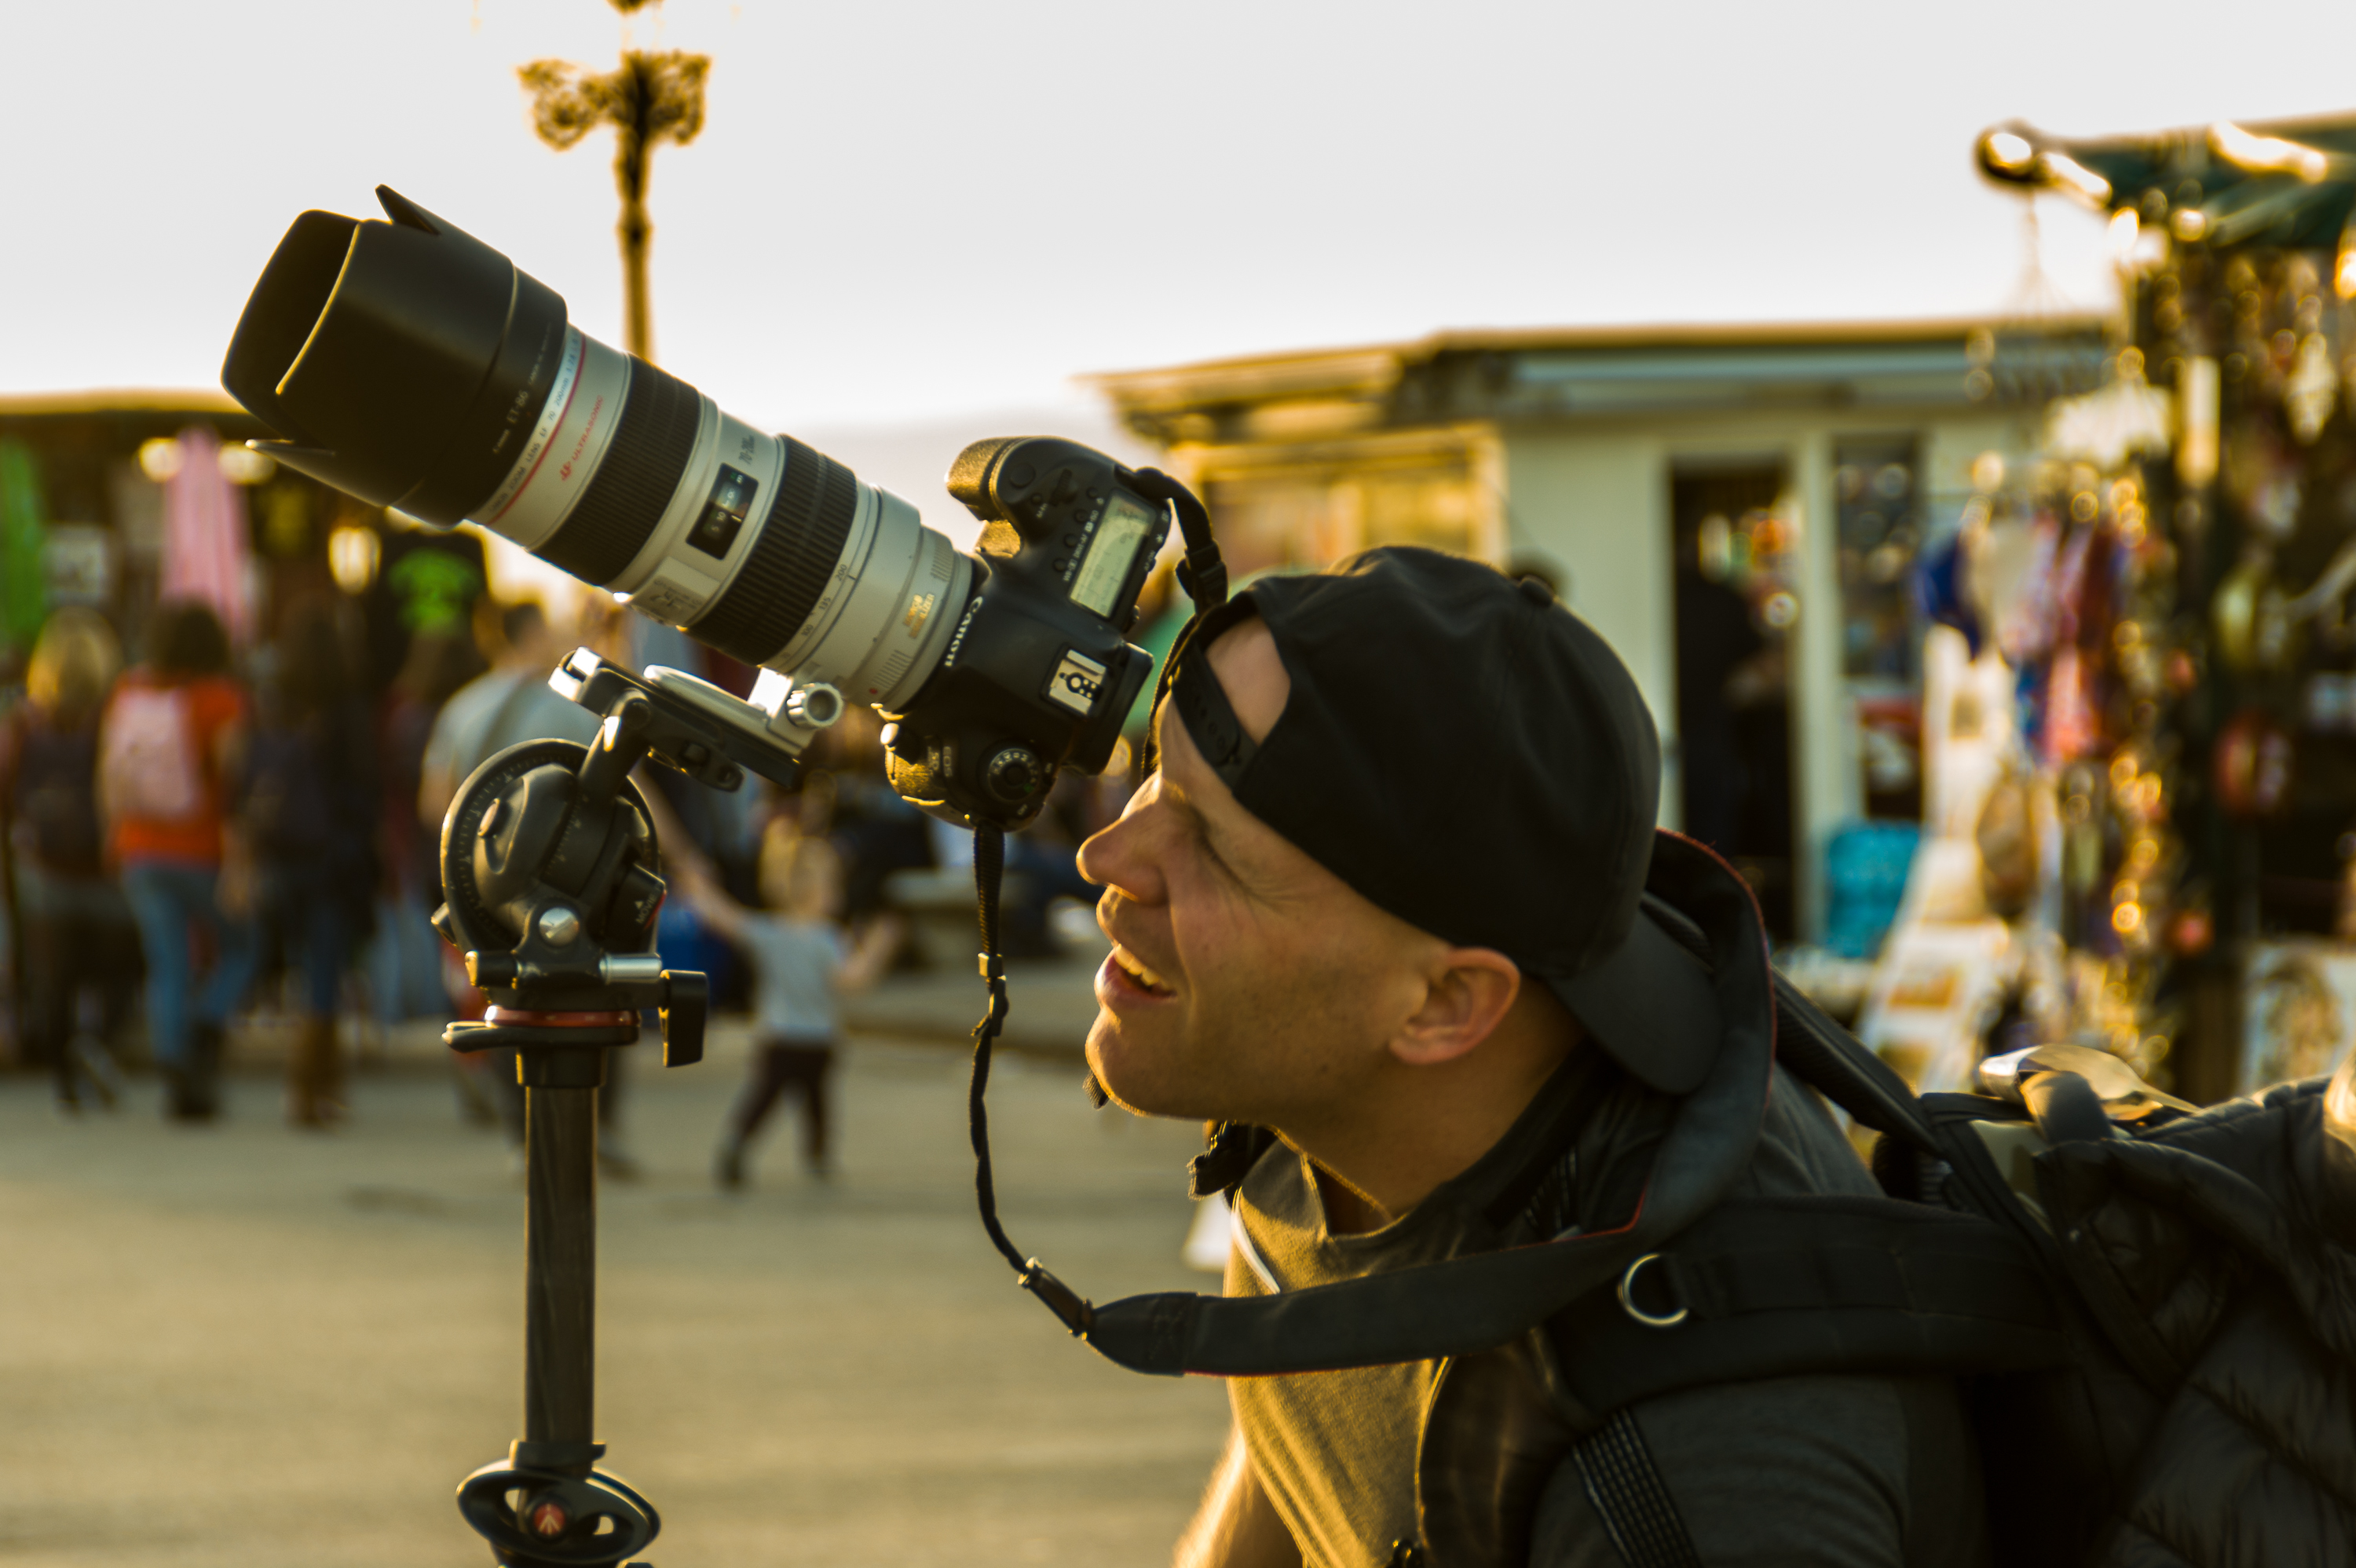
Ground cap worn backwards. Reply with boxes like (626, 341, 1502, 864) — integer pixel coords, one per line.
(1169, 546, 1720, 1095)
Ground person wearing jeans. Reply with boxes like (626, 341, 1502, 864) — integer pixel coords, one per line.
(119, 858, 258, 1111)
(98, 601, 253, 1121)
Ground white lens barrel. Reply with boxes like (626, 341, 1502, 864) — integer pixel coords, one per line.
(605, 408, 787, 628)
(470, 330, 634, 552)
(777, 481, 971, 712)
(460, 323, 974, 726)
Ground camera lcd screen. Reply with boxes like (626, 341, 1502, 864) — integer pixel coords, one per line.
(1071, 494, 1155, 616)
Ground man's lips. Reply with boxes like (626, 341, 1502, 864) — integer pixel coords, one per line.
(1099, 943, 1176, 1004)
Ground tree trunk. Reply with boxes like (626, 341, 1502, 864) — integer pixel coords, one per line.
(613, 54, 656, 364)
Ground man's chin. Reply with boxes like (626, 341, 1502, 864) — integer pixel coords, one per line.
(1084, 1016, 1206, 1120)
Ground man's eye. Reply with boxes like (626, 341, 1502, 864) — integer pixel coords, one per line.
(1187, 817, 1235, 877)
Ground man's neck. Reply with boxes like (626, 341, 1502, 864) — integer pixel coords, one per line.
(1287, 1026, 1580, 1236)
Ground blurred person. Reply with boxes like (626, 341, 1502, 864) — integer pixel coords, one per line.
(418, 600, 598, 824)
(100, 600, 256, 1123)
(423, 598, 652, 1174)
(0, 609, 132, 1111)
(1081, 550, 1985, 1567)
(371, 630, 484, 1051)
(814, 706, 935, 923)
(673, 822, 900, 1189)
(1004, 768, 1107, 958)
(1672, 539, 1766, 855)
(421, 601, 598, 1144)
(244, 601, 379, 1127)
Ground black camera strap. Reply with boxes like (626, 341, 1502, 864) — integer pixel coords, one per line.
(1129, 467, 1224, 612)
(964, 481, 1231, 1340)
(961, 817, 1093, 1332)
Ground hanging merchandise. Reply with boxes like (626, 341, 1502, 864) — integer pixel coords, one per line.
(2215, 708, 2295, 817)
(1918, 458, 2180, 1084)
(1976, 110, 2356, 1100)
(158, 424, 256, 645)
(0, 439, 49, 656)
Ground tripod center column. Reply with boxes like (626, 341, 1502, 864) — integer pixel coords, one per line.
(523, 1078, 600, 1453)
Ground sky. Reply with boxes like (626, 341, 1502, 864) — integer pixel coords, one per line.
(10, 0, 2356, 488)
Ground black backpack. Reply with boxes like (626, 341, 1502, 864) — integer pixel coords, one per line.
(243, 702, 374, 869)
(1556, 978, 2356, 1566)
(5, 712, 104, 875)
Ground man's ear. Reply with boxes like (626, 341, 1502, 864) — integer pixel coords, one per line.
(1388, 949, 1522, 1066)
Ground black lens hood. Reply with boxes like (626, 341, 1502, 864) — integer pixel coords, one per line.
(221, 186, 569, 526)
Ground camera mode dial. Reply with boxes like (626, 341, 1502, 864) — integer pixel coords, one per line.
(984, 745, 1047, 805)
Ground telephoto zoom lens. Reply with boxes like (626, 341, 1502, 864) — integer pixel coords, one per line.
(221, 186, 971, 712)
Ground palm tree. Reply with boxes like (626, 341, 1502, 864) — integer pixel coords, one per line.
(518, 1, 708, 364)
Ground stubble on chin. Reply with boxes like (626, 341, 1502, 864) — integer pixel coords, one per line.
(1084, 1012, 1213, 1122)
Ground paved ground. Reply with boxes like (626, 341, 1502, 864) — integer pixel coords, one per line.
(0, 985, 1233, 1568)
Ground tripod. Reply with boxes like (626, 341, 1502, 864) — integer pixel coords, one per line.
(432, 664, 764, 1567)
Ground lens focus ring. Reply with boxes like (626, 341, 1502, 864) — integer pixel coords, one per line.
(690, 435, 858, 665)
(536, 357, 701, 587)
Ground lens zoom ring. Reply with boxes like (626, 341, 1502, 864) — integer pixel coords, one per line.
(690, 436, 858, 665)
(537, 357, 701, 587)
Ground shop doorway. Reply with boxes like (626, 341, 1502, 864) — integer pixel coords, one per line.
(1671, 462, 1797, 940)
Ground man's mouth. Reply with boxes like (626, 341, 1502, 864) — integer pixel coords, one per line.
(1104, 945, 1175, 1000)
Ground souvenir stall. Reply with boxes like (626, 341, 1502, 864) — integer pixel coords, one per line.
(1862, 111, 2356, 1104)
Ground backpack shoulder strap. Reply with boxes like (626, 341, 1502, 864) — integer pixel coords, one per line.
(1638, 893, 1943, 1158)
(1570, 1410, 1705, 1568)
(1544, 1194, 2069, 1427)
(1769, 967, 1945, 1157)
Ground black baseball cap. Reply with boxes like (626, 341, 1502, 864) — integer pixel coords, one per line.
(1165, 546, 1721, 1095)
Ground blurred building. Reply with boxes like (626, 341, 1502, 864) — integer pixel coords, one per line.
(0, 389, 492, 691)
(1090, 316, 2108, 941)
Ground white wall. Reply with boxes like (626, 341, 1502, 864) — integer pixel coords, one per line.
(1499, 428, 1679, 828)
(1502, 404, 2040, 940)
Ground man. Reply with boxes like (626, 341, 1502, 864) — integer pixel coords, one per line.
(418, 600, 598, 825)
(1077, 548, 1986, 1567)
(419, 598, 638, 1173)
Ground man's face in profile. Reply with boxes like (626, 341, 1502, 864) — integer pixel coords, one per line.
(1076, 620, 1438, 1128)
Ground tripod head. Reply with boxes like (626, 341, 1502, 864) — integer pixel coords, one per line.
(431, 649, 806, 1069)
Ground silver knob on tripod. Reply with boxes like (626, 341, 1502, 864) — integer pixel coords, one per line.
(785, 682, 844, 729)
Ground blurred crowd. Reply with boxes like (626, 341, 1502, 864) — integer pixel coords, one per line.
(0, 583, 1129, 1186)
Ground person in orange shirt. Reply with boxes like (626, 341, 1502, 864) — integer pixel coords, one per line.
(97, 601, 258, 1122)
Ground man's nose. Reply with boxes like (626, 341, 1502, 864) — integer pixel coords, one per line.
(1077, 806, 1158, 904)
(1076, 822, 1118, 890)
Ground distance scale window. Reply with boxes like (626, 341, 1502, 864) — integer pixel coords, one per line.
(686, 463, 758, 558)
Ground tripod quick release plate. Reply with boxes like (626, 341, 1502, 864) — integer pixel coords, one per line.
(551, 647, 806, 791)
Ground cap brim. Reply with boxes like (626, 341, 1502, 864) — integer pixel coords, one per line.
(1544, 908, 1721, 1095)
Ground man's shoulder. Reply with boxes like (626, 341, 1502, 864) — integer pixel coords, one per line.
(495, 682, 600, 748)
(428, 671, 516, 741)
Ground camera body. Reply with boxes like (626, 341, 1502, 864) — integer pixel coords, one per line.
(885, 437, 1165, 826)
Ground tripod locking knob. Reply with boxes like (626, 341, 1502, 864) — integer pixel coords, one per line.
(660, 970, 708, 1068)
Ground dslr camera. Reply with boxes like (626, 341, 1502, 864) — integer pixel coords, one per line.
(221, 186, 1182, 828)
(219, 189, 1224, 1566)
